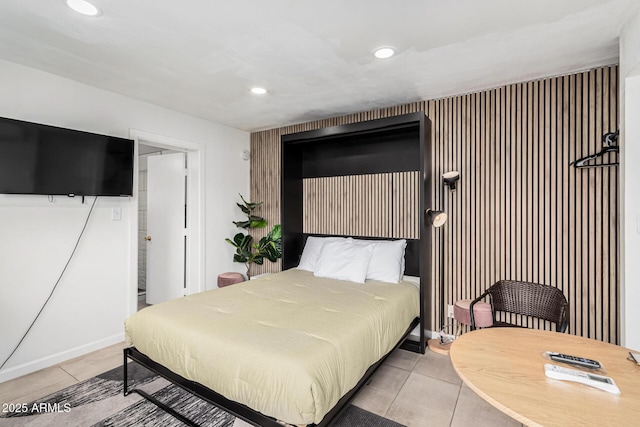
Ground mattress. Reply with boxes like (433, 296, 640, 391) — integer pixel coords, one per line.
(124, 268, 419, 425)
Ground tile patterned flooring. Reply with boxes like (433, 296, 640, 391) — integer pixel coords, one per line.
(0, 343, 522, 427)
(0, 342, 128, 408)
(353, 348, 522, 427)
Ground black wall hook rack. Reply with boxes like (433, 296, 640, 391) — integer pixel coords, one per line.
(570, 130, 619, 168)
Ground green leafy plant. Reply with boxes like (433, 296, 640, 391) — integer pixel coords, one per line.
(225, 194, 282, 277)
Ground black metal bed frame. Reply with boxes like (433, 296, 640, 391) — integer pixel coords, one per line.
(123, 317, 419, 427)
(122, 113, 431, 426)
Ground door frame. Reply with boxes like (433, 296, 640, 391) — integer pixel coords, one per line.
(128, 129, 206, 315)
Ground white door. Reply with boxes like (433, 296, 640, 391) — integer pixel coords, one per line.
(146, 152, 186, 304)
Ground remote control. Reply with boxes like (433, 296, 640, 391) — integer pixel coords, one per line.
(547, 352, 601, 370)
(544, 363, 620, 394)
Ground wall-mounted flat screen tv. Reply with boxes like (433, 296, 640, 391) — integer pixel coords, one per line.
(0, 116, 134, 196)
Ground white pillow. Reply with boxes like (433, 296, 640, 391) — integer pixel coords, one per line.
(314, 240, 373, 283)
(297, 236, 347, 272)
(353, 238, 407, 283)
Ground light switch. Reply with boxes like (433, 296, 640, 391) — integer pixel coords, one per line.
(112, 207, 122, 221)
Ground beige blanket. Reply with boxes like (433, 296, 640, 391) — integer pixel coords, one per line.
(124, 268, 419, 425)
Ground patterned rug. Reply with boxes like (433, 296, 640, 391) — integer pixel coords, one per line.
(1, 363, 405, 426)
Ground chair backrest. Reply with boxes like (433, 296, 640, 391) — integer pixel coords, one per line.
(487, 280, 569, 332)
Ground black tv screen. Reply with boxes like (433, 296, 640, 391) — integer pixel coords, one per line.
(0, 116, 133, 196)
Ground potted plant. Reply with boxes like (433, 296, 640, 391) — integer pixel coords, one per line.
(225, 194, 282, 278)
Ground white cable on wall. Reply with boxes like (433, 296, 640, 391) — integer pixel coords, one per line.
(0, 196, 98, 371)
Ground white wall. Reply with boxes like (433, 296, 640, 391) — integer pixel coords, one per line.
(0, 59, 249, 382)
(620, 10, 640, 350)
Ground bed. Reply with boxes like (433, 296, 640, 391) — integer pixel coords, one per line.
(125, 266, 419, 426)
(124, 113, 432, 426)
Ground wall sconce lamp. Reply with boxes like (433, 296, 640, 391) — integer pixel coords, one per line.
(443, 171, 460, 191)
(426, 209, 447, 228)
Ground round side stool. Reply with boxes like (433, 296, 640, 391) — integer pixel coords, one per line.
(217, 272, 246, 288)
(454, 299, 494, 333)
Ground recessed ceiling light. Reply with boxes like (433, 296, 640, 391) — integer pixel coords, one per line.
(250, 87, 267, 95)
(66, 0, 102, 17)
(373, 47, 395, 59)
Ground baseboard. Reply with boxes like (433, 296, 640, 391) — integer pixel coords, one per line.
(0, 333, 125, 384)
(407, 329, 439, 341)
(425, 329, 439, 339)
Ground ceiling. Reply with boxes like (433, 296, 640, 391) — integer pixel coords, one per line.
(0, 0, 637, 132)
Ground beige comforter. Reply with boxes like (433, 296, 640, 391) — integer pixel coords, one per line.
(124, 268, 419, 425)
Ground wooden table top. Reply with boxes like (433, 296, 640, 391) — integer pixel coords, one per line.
(450, 328, 640, 427)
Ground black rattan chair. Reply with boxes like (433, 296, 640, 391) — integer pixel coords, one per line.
(469, 280, 569, 332)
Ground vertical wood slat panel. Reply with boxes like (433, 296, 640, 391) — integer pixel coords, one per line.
(603, 68, 612, 342)
(300, 172, 419, 239)
(250, 65, 620, 344)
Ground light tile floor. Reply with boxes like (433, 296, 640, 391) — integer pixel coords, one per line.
(353, 348, 522, 426)
(0, 342, 128, 407)
(0, 344, 522, 427)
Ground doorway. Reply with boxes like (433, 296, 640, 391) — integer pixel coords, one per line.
(129, 129, 205, 315)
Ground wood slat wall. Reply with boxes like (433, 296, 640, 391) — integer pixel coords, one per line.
(250, 65, 619, 343)
(302, 172, 419, 239)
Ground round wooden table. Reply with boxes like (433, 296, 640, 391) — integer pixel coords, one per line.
(450, 328, 640, 426)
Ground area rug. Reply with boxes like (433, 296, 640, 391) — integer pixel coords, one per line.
(1, 363, 405, 426)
